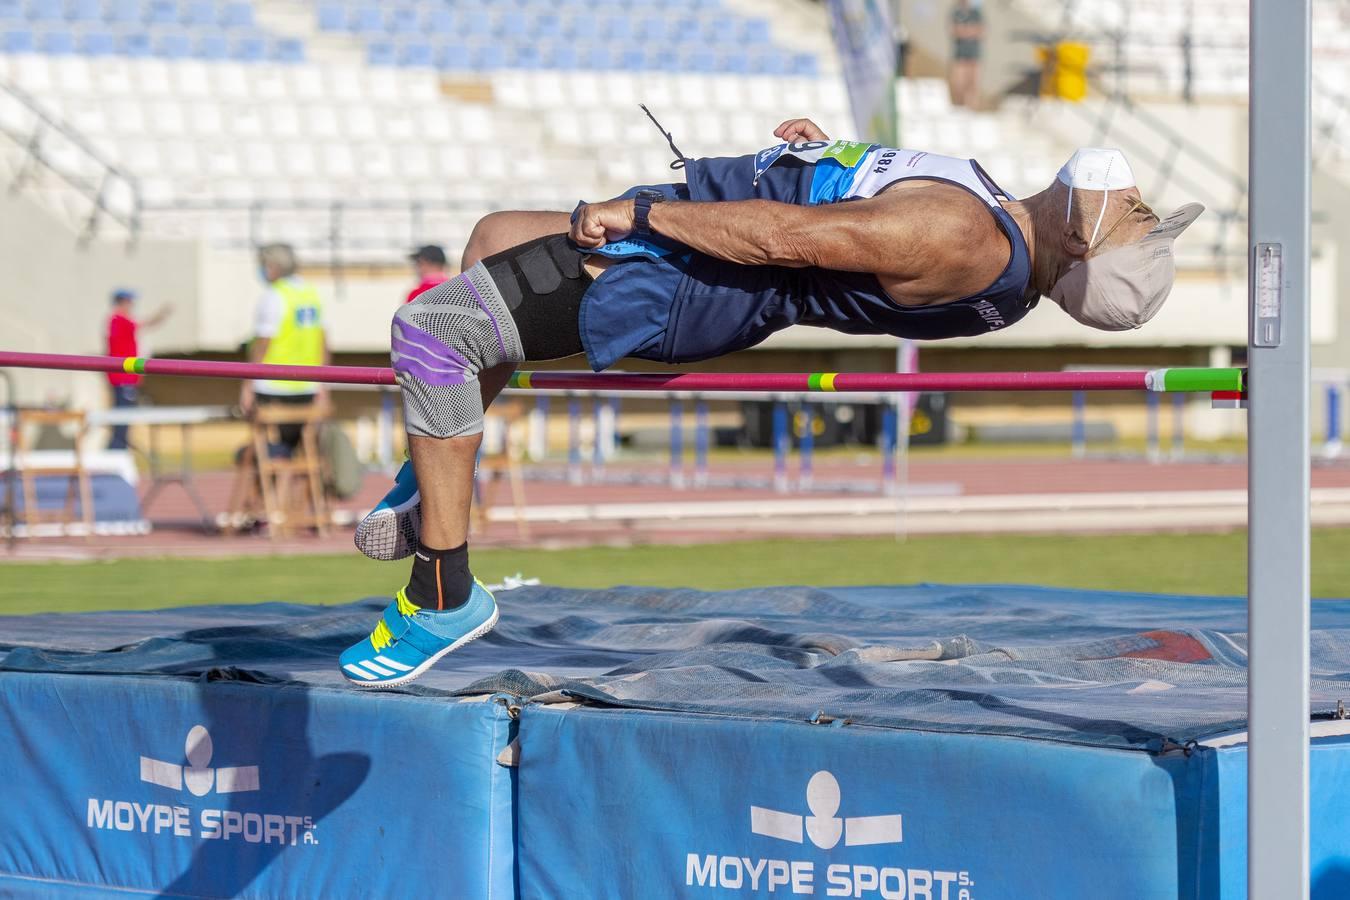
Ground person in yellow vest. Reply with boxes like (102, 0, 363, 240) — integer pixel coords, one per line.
(239, 243, 329, 453)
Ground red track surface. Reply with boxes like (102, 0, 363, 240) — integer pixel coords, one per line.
(6, 456, 1350, 560)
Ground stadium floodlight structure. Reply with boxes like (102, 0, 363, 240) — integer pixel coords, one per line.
(1248, 0, 1312, 895)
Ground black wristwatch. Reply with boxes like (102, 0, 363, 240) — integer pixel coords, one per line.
(633, 189, 666, 237)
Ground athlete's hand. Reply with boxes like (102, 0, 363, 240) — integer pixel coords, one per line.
(774, 118, 829, 143)
(570, 199, 636, 250)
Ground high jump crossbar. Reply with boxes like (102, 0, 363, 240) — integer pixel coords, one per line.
(0, 351, 1246, 395)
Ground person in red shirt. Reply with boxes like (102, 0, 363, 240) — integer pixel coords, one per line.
(105, 289, 171, 449)
(406, 245, 449, 303)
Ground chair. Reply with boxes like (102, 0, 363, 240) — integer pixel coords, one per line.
(9, 410, 94, 540)
(471, 400, 528, 539)
(226, 403, 329, 540)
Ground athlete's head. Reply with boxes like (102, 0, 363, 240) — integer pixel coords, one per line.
(1045, 148, 1203, 331)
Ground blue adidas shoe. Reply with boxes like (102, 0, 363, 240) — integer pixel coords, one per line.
(354, 459, 422, 561)
(339, 581, 499, 688)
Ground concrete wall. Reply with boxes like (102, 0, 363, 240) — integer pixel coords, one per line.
(0, 189, 202, 408)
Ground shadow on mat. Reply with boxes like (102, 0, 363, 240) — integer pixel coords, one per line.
(0, 609, 377, 899)
(138, 615, 374, 898)
(1315, 859, 1350, 898)
(154, 676, 370, 899)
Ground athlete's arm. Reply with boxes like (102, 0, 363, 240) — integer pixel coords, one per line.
(570, 191, 982, 282)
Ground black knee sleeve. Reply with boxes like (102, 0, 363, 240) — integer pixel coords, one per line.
(482, 234, 590, 361)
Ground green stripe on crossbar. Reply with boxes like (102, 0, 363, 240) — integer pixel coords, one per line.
(1147, 368, 1246, 393)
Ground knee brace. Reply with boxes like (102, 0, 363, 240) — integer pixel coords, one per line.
(391, 234, 591, 439)
(482, 233, 590, 360)
(392, 263, 525, 439)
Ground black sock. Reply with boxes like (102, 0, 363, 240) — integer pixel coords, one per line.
(406, 542, 472, 611)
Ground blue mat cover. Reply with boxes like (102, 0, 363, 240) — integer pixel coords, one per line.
(2, 584, 1350, 897)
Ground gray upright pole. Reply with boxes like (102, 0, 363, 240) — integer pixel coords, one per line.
(1248, 0, 1311, 894)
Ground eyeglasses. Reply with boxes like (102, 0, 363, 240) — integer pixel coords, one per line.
(1088, 198, 1158, 254)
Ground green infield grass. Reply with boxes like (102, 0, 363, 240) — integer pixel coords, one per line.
(3, 528, 1350, 615)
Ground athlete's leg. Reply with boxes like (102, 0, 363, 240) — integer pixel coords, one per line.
(342, 216, 609, 686)
(355, 213, 610, 562)
(412, 210, 573, 552)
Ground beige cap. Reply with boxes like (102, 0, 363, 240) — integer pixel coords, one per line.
(1049, 203, 1205, 331)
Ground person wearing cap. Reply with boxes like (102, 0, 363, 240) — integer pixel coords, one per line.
(104, 289, 172, 450)
(338, 117, 1203, 689)
(241, 243, 329, 453)
(406, 245, 449, 304)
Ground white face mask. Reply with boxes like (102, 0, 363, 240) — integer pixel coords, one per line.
(1058, 148, 1137, 248)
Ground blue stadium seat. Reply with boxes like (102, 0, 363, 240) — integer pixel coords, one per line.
(117, 31, 153, 57)
(386, 7, 421, 35)
(181, 1, 215, 26)
(193, 32, 228, 59)
(740, 18, 771, 45)
(424, 9, 454, 34)
(64, 0, 102, 22)
(578, 44, 613, 70)
(349, 6, 381, 33)
(703, 15, 737, 44)
(599, 15, 631, 40)
(270, 36, 304, 62)
(25, 1, 63, 22)
(104, 0, 141, 24)
(145, 0, 178, 25)
(435, 41, 472, 70)
(509, 43, 542, 70)
(317, 4, 345, 31)
(2, 27, 33, 51)
(457, 10, 491, 37)
(397, 40, 433, 67)
(681, 47, 717, 73)
(617, 46, 647, 71)
(471, 42, 504, 70)
(229, 33, 266, 60)
(78, 29, 116, 54)
(750, 51, 787, 75)
(670, 16, 699, 42)
(0, 0, 19, 20)
(153, 28, 193, 58)
(542, 43, 577, 69)
(636, 16, 667, 41)
(717, 51, 748, 73)
(790, 53, 818, 77)
(219, 2, 253, 29)
(496, 13, 527, 38)
(534, 12, 562, 39)
(37, 28, 75, 53)
(366, 39, 395, 65)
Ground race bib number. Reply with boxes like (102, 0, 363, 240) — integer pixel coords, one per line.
(752, 140, 875, 184)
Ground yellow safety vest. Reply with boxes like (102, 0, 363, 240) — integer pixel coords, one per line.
(260, 278, 325, 395)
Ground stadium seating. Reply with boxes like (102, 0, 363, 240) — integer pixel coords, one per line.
(0, 0, 300, 63)
(0, 0, 1085, 263)
(318, 0, 819, 77)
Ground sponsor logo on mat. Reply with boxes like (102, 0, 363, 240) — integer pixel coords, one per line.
(685, 770, 977, 898)
(86, 726, 318, 847)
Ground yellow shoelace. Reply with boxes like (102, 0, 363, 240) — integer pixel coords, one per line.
(369, 589, 421, 652)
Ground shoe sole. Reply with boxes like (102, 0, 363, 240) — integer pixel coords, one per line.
(344, 605, 500, 689)
(353, 498, 421, 562)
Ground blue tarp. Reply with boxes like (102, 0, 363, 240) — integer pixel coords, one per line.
(4, 584, 1350, 897)
(6, 584, 1350, 749)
